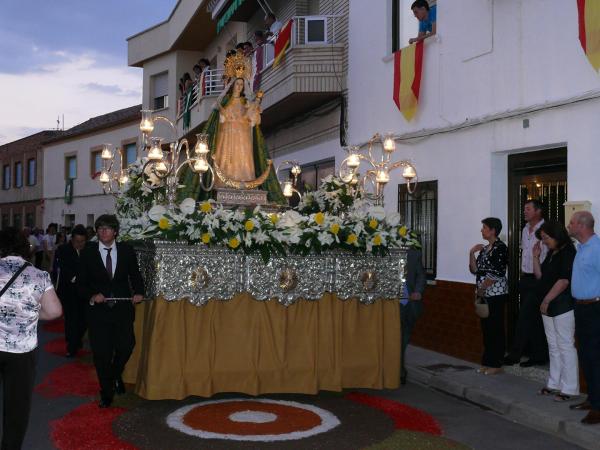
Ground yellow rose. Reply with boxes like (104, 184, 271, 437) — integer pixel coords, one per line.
(373, 234, 382, 246)
(158, 217, 170, 230)
(228, 237, 240, 249)
(200, 201, 212, 213)
(269, 214, 279, 224)
(346, 233, 358, 245)
(330, 223, 340, 235)
(201, 233, 211, 244)
(314, 212, 325, 226)
(245, 220, 255, 232)
(398, 226, 408, 237)
(369, 219, 378, 229)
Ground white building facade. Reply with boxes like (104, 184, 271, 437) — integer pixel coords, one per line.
(43, 106, 141, 229)
(341, 0, 600, 360)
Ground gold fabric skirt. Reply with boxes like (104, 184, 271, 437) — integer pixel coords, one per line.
(123, 294, 401, 399)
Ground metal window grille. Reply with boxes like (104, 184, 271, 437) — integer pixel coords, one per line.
(518, 180, 567, 226)
(398, 180, 438, 279)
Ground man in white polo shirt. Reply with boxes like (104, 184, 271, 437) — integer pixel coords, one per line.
(505, 200, 549, 367)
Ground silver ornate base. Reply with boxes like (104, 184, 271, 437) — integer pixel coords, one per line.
(135, 240, 408, 307)
(216, 188, 269, 206)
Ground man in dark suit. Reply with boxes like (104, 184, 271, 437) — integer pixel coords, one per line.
(56, 224, 88, 357)
(77, 215, 144, 408)
(401, 248, 427, 385)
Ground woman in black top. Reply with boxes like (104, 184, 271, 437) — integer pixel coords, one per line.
(533, 221, 579, 400)
(469, 217, 508, 375)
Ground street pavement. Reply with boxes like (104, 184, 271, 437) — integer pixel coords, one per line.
(9, 327, 594, 449)
(404, 344, 600, 449)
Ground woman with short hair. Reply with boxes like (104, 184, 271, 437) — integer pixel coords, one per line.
(0, 227, 62, 449)
(469, 217, 509, 375)
(533, 221, 579, 401)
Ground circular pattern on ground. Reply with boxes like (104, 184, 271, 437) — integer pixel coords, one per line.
(113, 394, 397, 450)
(166, 398, 340, 441)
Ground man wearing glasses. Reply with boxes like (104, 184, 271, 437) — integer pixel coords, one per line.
(77, 214, 144, 408)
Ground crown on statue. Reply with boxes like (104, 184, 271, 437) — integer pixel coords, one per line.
(224, 50, 252, 81)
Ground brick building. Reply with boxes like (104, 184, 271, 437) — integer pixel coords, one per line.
(0, 131, 63, 230)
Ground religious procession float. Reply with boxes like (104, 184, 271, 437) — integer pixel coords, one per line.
(96, 49, 421, 400)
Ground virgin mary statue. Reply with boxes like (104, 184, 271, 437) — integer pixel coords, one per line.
(180, 50, 285, 204)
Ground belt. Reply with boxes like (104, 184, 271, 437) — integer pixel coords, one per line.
(521, 273, 535, 279)
(576, 297, 600, 305)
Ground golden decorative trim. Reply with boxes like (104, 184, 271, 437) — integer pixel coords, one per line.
(279, 267, 299, 292)
(213, 160, 273, 190)
(360, 271, 378, 291)
(190, 266, 210, 289)
(224, 50, 252, 81)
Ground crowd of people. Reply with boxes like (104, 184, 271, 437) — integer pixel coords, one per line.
(177, 12, 284, 114)
(0, 215, 145, 448)
(469, 202, 600, 425)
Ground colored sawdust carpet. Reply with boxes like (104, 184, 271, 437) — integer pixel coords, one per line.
(50, 402, 136, 450)
(43, 337, 91, 357)
(84, 392, 467, 449)
(346, 392, 442, 435)
(35, 361, 98, 398)
(47, 386, 469, 449)
(42, 317, 65, 333)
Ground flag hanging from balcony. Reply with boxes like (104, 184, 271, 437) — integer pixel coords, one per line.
(577, 0, 600, 71)
(392, 41, 424, 121)
(273, 19, 293, 68)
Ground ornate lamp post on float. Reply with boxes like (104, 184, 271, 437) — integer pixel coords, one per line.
(339, 133, 418, 206)
(98, 109, 215, 209)
(97, 144, 130, 194)
(275, 160, 302, 202)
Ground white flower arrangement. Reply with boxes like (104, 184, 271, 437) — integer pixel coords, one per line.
(116, 173, 421, 261)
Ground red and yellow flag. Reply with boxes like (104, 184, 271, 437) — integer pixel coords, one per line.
(393, 41, 424, 121)
(273, 19, 293, 68)
(578, 0, 600, 71)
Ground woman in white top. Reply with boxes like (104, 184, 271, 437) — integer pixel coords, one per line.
(0, 227, 62, 450)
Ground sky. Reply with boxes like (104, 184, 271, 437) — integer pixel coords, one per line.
(0, 0, 175, 145)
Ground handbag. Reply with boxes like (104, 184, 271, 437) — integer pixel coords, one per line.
(474, 294, 489, 319)
(0, 262, 31, 298)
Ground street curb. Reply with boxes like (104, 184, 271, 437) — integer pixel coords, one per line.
(406, 346, 600, 450)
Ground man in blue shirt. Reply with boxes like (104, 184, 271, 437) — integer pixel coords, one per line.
(409, 0, 437, 44)
(568, 211, 600, 424)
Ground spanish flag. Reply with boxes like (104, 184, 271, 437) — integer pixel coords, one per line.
(273, 19, 293, 68)
(393, 41, 424, 121)
(578, 0, 600, 71)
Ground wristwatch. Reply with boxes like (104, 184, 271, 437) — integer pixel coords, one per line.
(89, 297, 95, 306)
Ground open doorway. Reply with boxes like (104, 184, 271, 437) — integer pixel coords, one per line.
(506, 147, 567, 345)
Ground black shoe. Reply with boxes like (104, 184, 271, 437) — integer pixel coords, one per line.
(519, 359, 548, 368)
(115, 377, 126, 395)
(98, 397, 112, 408)
(571, 400, 592, 411)
(503, 355, 520, 365)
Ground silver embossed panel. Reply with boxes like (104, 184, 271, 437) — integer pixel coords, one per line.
(134, 241, 407, 306)
(334, 249, 407, 304)
(246, 254, 334, 306)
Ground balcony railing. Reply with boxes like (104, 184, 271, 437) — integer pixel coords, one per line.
(177, 68, 225, 118)
(175, 14, 346, 124)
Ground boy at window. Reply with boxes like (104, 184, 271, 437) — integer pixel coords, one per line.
(409, 0, 436, 44)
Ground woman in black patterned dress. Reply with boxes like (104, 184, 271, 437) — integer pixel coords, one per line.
(469, 217, 509, 375)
